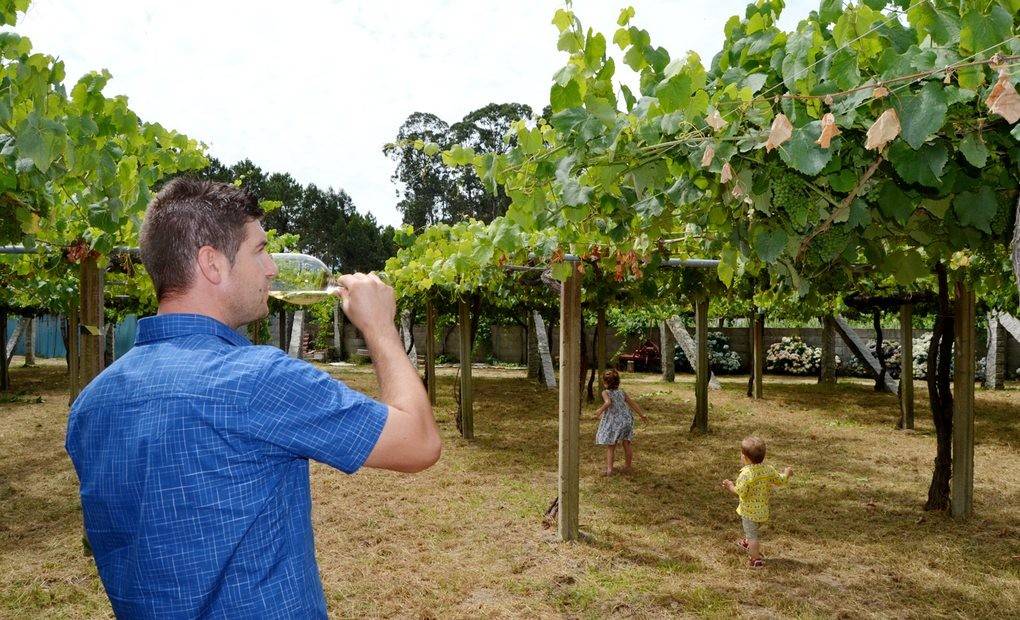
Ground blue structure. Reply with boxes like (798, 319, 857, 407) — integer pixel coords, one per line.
(5, 315, 140, 360)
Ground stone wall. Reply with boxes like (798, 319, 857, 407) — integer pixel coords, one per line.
(299, 315, 1017, 375)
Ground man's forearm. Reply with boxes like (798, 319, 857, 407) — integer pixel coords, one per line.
(364, 325, 431, 417)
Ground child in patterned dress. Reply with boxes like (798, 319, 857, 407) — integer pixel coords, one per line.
(722, 436, 793, 568)
(593, 369, 648, 476)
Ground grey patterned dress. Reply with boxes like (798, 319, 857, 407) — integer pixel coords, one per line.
(595, 389, 634, 445)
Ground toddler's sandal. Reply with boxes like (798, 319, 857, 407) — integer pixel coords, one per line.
(737, 538, 750, 550)
(748, 558, 765, 568)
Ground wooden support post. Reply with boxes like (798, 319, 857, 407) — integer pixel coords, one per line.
(751, 312, 765, 399)
(660, 320, 675, 382)
(458, 299, 473, 440)
(691, 297, 710, 433)
(819, 316, 837, 385)
(558, 262, 581, 541)
(68, 302, 81, 405)
(900, 304, 915, 430)
(79, 256, 105, 390)
(597, 307, 607, 394)
(425, 300, 437, 406)
(951, 283, 975, 520)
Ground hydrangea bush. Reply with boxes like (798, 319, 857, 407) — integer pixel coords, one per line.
(675, 331, 743, 374)
(765, 337, 822, 376)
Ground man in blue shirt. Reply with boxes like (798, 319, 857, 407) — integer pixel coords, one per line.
(65, 178, 441, 618)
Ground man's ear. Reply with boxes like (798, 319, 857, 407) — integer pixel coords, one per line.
(196, 245, 226, 286)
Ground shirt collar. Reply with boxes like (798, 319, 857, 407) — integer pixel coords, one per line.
(135, 313, 252, 348)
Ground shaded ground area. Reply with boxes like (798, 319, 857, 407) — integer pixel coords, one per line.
(1, 359, 1018, 618)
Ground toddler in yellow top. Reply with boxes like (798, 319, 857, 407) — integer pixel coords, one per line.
(722, 436, 792, 568)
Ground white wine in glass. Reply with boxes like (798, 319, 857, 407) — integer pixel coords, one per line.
(268, 253, 338, 305)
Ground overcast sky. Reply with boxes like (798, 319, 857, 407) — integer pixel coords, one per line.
(16, 0, 814, 228)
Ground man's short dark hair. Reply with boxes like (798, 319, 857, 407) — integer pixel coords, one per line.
(140, 178, 263, 300)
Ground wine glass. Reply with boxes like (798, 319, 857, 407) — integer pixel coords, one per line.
(268, 252, 338, 305)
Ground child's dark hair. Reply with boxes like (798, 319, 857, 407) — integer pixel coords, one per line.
(741, 436, 766, 464)
(603, 369, 620, 390)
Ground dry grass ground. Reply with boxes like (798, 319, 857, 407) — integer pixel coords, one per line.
(1, 357, 1018, 618)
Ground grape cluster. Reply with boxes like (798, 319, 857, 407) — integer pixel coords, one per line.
(770, 175, 814, 230)
(804, 224, 853, 268)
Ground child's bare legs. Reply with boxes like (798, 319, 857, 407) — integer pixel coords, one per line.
(605, 444, 616, 475)
(622, 440, 633, 470)
(741, 517, 765, 566)
(747, 539, 762, 561)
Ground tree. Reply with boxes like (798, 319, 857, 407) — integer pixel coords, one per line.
(385, 103, 533, 229)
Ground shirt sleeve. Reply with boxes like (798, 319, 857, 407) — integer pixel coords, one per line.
(246, 350, 389, 474)
(733, 469, 751, 495)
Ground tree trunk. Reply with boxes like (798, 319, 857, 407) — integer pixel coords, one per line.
(0, 309, 9, 392)
(819, 316, 837, 384)
(527, 312, 541, 379)
(586, 317, 598, 402)
(1010, 192, 1020, 306)
(578, 312, 589, 404)
(278, 309, 288, 352)
(925, 263, 955, 511)
(660, 320, 676, 382)
(23, 316, 36, 366)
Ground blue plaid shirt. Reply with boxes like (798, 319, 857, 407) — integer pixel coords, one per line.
(66, 313, 388, 619)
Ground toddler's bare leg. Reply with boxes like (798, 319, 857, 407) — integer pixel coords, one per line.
(623, 440, 633, 469)
(748, 539, 762, 561)
(605, 445, 616, 474)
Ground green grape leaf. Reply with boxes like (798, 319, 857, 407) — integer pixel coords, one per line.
(655, 74, 691, 114)
(818, 0, 842, 25)
(953, 187, 997, 233)
(778, 121, 834, 176)
(888, 141, 948, 188)
(753, 227, 788, 262)
(552, 9, 572, 33)
(958, 133, 988, 168)
(959, 7, 1012, 56)
(584, 32, 606, 69)
(15, 112, 66, 173)
(617, 7, 635, 26)
(828, 48, 861, 91)
(877, 181, 915, 225)
(892, 82, 947, 150)
(550, 107, 588, 133)
(888, 250, 928, 286)
(561, 178, 593, 207)
(550, 80, 582, 111)
(550, 261, 574, 282)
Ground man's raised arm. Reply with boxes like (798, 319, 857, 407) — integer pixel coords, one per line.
(336, 273, 440, 473)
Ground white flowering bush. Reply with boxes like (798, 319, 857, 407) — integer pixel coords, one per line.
(675, 331, 743, 374)
(839, 333, 983, 381)
(765, 337, 822, 375)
